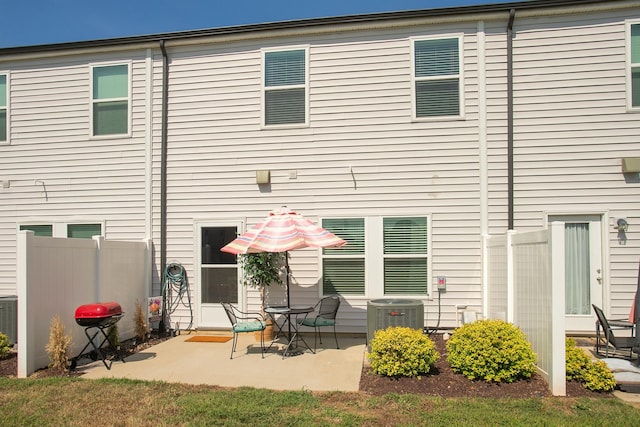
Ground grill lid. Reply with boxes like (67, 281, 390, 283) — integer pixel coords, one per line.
(75, 302, 122, 319)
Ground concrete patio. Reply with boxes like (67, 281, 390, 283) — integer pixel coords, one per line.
(79, 332, 367, 392)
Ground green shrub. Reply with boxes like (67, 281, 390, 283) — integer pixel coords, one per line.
(565, 338, 616, 392)
(446, 319, 537, 383)
(369, 326, 439, 377)
(0, 332, 11, 359)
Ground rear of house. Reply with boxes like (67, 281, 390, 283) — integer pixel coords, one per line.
(0, 0, 639, 338)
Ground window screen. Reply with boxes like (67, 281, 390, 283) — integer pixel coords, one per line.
(92, 64, 129, 135)
(264, 50, 306, 125)
(414, 38, 460, 117)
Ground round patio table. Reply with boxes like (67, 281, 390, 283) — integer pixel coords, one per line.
(265, 305, 315, 358)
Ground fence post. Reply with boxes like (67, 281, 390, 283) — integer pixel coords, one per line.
(549, 222, 566, 396)
(506, 230, 516, 323)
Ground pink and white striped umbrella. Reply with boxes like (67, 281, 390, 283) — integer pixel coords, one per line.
(220, 207, 346, 255)
(221, 207, 346, 308)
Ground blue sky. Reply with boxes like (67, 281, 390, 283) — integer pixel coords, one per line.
(2, 0, 527, 49)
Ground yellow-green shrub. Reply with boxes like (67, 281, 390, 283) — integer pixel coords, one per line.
(446, 319, 536, 383)
(566, 338, 616, 392)
(369, 326, 439, 377)
(0, 332, 11, 359)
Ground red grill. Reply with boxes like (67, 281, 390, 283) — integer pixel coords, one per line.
(75, 302, 123, 327)
(70, 302, 125, 371)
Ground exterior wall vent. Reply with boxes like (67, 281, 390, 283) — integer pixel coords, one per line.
(0, 296, 17, 345)
(366, 298, 424, 343)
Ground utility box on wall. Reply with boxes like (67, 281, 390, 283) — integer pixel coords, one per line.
(0, 296, 17, 345)
(366, 298, 424, 343)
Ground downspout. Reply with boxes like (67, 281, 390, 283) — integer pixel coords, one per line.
(507, 9, 516, 230)
(160, 40, 169, 313)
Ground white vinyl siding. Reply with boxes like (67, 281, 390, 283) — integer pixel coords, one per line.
(627, 21, 640, 109)
(412, 35, 463, 119)
(0, 73, 7, 143)
(91, 63, 130, 136)
(322, 216, 430, 297)
(262, 47, 308, 126)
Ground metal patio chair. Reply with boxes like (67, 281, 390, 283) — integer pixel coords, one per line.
(298, 295, 341, 351)
(221, 302, 266, 359)
(592, 304, 636, 359)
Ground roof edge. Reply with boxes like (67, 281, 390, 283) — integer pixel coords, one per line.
(0, 0, 628, 56)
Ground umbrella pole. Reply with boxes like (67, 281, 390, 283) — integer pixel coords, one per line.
(286, 252, 292, 342)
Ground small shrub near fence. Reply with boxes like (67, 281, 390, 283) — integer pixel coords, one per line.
(0, 333, 10, 359)
(566, 338, 616, 392)
(368, 326, 439, 377)
(446, 319, 537, 383)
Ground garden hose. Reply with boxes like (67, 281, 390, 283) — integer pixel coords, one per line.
(161, 262, 193, 333)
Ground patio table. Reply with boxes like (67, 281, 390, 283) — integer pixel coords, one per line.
(265, 305, 315, 358)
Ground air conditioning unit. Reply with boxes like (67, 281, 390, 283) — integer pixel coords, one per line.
(367, 298, 424, 343)
(0, 296, 17, 345)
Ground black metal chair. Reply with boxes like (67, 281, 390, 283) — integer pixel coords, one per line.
(298, 296, 341, 351)
(592, 304, 636, 359)
(221, 302, 266, 359)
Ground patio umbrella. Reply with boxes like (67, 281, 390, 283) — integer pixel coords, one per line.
(220, 206, 347, 307)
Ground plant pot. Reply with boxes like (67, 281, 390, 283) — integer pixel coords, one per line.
(256, 322, 275, 342)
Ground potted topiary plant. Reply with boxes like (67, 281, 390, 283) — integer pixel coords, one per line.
(240, 252, 285, 340)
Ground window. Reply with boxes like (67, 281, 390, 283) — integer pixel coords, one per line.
(19, 223, 102, 238)
(322, 218, 366, 295)
(19, 225, 52, 237)
(263, 48, 307, 126)
(0, 74, 7, 143)
(413, 36, 462, 118)
(629, 22, 640, 109)
(322, 216, 430, 296)
(92, 64, 129, 136)
(67, 223, 101, 239)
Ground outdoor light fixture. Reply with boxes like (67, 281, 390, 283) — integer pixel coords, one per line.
(615, 218, 628, 245)
(616, 218, 629, 233)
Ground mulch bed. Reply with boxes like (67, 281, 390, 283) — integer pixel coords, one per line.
(358, 334, 613, 398)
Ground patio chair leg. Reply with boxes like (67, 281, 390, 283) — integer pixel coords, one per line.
(230, 333, 237, 359)
(333, 324, 339, 349)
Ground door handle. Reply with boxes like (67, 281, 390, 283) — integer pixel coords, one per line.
(596, 269, 602, 284)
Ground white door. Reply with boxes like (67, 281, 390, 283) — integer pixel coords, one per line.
(196, 222, 242, 328)
(549, 215, 603, 333)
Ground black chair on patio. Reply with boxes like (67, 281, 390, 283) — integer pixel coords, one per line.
(592, 304, 636, 359)
(221, 302, 266, 359)
(298, 295, 341, 351)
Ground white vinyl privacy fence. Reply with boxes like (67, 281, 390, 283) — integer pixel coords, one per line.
(485, 222, 566, 396)
(16, 231, 150, 377)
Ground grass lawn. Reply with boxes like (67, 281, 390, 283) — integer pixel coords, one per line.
(1, 377, 639, 426)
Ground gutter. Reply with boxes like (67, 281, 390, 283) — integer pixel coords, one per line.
(507, 9, 516, 230)
(0, 0, 625, 56)
(160, 40, 169, 282)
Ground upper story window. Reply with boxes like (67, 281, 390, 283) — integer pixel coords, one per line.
(412, 36, 463, 119)
(628, 22, 640, 109)
(0, 74, 7, 143)
(91, 63, 130, 136)
(263, 48, 308, 127)
(321, 216, 430, 297)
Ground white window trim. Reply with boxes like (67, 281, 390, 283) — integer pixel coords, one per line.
(90, 61, 132, 139)
(260, 45, 310, 129)
(410, 34, 465, 122)
(626, 20, 640, 111)
(0, 71, 9, 145)
(320, 215, 432, 299)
